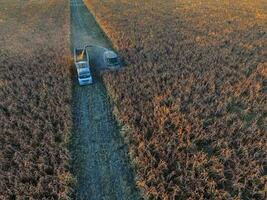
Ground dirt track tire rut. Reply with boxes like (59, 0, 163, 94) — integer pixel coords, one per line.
(70, 0, 140, 199)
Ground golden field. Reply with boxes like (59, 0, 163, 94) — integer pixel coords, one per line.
(0, 0, 73, 199)
(85, 0, 267, 199)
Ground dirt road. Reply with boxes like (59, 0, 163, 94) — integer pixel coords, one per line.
(70, 0, 140, 199)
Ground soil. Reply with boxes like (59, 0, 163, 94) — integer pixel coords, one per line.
(70, 0, 140, 199)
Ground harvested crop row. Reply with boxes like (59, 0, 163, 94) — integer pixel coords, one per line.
(85, 0, 267, 199)
(0, 0, 73, 199)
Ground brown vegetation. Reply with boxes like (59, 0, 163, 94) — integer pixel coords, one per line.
(0, 0, 73, 199)
(85, 0, 267, 199)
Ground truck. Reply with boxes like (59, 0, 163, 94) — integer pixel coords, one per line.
(74, 48, 93, 85)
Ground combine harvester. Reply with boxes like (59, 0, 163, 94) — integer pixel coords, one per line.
(74, 45, 121, 86)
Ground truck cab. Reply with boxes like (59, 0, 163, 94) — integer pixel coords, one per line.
(76, 61, 93, 85)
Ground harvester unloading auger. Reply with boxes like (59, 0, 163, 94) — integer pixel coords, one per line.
(77, 45, 94, 61)
(74, 44, 121, 86)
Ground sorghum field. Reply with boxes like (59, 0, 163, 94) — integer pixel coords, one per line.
(0, 0, 73, 199)
(85, 0, 267, 199)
